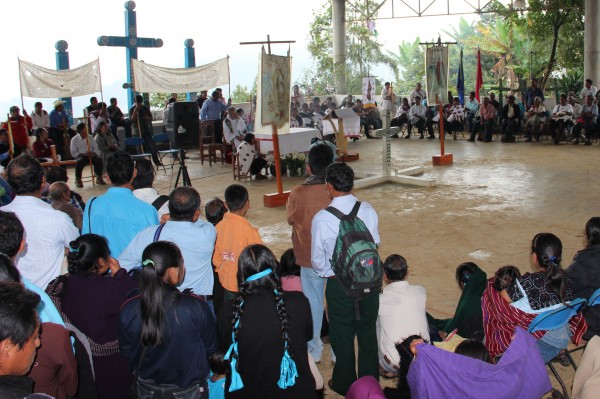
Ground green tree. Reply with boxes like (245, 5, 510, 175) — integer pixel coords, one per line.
(386, 37, 424, 95)
(300, 0, 397, 94)
(231, 84, 252, 103)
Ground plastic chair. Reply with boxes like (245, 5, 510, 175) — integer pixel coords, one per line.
(153, 133, 179, 172)
(528, 298, 587, 399)
(124, 137, 152, 164)
(588, 287, 600, 307)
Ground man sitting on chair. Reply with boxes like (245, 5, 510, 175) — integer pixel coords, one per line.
(223, 106, 247, 150)
(237, 133, 267, 180)
(70, 122, 105, 188)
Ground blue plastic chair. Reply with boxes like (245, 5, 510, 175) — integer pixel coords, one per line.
(153, 133, 179, 172)
(124, 137, 152, 164)
(528, 298, 587, 399)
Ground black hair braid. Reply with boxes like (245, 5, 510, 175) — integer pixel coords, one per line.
(272, 274, 293, 357)
(542, 252, 566, 302)
(66, 240, 83, 274)
(229, 293, 245, 365)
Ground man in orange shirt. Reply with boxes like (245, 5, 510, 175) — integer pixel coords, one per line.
(212, 184, 262, 305)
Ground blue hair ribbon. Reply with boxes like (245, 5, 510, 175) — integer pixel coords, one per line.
(69, 247, 79, 253)
(246, 268, 273, 282)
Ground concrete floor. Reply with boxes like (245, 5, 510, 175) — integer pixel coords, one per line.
(75, 134, 599, 398)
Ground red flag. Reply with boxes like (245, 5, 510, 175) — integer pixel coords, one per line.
(475, 49, 483, 102)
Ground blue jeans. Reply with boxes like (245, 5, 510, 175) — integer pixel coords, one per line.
(536, 323, 571, 364)
(137, 379, 207, 399)
(301, 267, 326, 362)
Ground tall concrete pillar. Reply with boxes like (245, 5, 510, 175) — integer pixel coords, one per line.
(584, 0, 600, 84)
(184, 39, 197, 102)
(332, 0, 346, 94)
(55, 40, 74, 124)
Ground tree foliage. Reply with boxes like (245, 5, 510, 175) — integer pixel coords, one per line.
(231, 84, 253, 103)
(300, 0, 397, 94)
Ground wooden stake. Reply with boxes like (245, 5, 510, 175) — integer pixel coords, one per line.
(5, 114, 14, 161)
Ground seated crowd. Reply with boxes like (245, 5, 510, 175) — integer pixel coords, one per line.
(1, 123, 600, 399)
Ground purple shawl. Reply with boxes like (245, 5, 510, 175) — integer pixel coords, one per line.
(408, 327, 551, 399)
(345, 376, 386, 399)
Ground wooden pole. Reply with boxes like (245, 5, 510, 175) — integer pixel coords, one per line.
(83, 109, 96, 185)
(271, 123, 283, 195)
(438, 94, 445, 155)
(5, 114, 14, 161)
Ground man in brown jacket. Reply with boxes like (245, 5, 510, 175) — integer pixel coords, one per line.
(286, 144, 334, 362)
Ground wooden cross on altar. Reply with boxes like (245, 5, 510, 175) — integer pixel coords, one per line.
(354, 109, 436, 190)
(240, 35, 296, 208)
(97, 1, 163, 107)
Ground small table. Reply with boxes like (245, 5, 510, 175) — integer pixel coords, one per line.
(255, 127, 321, 154)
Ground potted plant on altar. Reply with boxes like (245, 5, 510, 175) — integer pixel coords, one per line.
(281, 152, 306, 177)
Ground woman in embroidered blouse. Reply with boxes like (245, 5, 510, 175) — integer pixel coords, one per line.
(46, 234, 137, 398)
(500, 232, 582, 363)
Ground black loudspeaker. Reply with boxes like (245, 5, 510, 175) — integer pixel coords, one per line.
(167, 102, 199, 149)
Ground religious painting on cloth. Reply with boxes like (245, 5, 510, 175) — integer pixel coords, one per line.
(425, 46, 449, 106)
(260, 48, 291, 128)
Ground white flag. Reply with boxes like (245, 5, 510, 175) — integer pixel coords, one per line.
(19, 59, 102, 98)
(132, 57, 230, 93)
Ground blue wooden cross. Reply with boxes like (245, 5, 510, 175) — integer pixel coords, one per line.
(97, 1, 163, 107)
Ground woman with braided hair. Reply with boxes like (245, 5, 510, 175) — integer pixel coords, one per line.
(501, 232, 587, 363)
(218, 244, 316, 398)
(119, 241, 217, 399)
(46, 233, 137, 398)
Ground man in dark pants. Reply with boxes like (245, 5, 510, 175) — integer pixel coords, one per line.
(200, 90, 231, 144)
(129, 95, 161, 166)
(69, 123, 105, 188)
(311, 163, 380, 396)
(500, 95, 521, 142)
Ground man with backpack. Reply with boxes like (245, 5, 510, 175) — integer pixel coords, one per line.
(311, 162, 382, 396)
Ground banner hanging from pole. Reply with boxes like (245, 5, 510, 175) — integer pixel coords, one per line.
(362, 77, 376, 108)
(19, 59, 101, 98)
(425, 46, 449, 106)
(132, 57, 229, 93)
(260, 47, 291, 128)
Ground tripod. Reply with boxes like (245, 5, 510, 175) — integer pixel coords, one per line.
(174, 148, 191, 187)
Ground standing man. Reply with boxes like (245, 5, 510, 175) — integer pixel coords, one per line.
(200, 90, 230, 144)
(1, 155, 79, 288)
(31, 102, 50, 131)
(107, 97, 132, 140)
(129, 94, 161, 166)
(381, 82, 394, 115)
(581, 79, 597, 100)
(196, 90, 208, 110)
(2, 106, 32, 151)
(82, 151, 159, 257)
(48, 100, 72, 158)
(286, 144, 335, 363)
(525, 78, 545, 110)
(409, 82, 427, 105)
(311, 162, 381, 396)
(70, 123, 105, 188)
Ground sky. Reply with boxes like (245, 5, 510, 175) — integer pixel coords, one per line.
(0, 0, 487, 116)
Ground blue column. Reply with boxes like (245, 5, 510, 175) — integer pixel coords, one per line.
(125, 3, 137, 107)
(55, 40, 73, 124)
(184, 39, 196, 102)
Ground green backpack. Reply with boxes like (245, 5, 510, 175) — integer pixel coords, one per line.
(326, 201, 382, 298)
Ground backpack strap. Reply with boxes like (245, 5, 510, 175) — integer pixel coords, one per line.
(151, 195, 169, 211)
(349, 201, 361, 217)
(325, 206, 345, 220)
(153, 223, 166, 242)
(87, 197, 97, 233)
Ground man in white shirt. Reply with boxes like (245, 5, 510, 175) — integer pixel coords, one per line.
(377, 254, 429, 376)
(381, 82, 394, 115)
(70, 122, 105, 187)
(31, 102, 50, 130)
(550, 94, 574, 145)
(409, 82, 427, 105)
(1, 155, 79, 289)
(223, 106, 247, 149)
(311, 162, 380, 395)
(581, 79, 598, 99)
(406, 96, 429, 139)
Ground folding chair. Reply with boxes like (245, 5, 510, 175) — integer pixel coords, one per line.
(124, 137, 152, 164)
(153, 133, 179, 172)
(528, 298, 587, 399)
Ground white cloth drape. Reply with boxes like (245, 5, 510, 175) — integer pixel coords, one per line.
(132, 57, 229, 94)
(19, 59, 101, 98)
